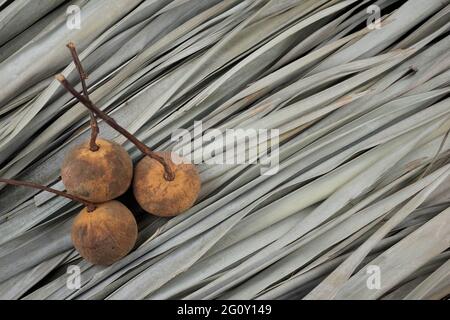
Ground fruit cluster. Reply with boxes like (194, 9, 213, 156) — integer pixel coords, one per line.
(0, 43, 201, 266)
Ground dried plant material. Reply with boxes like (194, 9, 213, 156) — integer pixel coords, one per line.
(61, 138, 133, 203)
(71, 201, 138, 266)
(0, 0, 449, 301)
(134, 152, 201, 217)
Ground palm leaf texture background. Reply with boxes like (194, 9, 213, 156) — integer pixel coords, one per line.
(0, 0, 449, 300)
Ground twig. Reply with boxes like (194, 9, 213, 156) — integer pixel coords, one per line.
(56, 75, 176, 181)
(0, 178, 97, 212)
(67, 42, 99, 152)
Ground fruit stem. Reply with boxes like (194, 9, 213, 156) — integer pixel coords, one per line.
(56, 75, 176, 181)
(67, 42, 99, 152)
(0, 178, 97, 212)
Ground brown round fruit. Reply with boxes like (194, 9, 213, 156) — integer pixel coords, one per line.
(61, 138, 133, 203)
(71, 200, 138, 265)
(133, 152, 201, 217)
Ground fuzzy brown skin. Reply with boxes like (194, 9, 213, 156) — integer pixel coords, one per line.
(133, 152, 201, 217)
(71, 201, 138, 265)
(61, 138, 133, 203)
